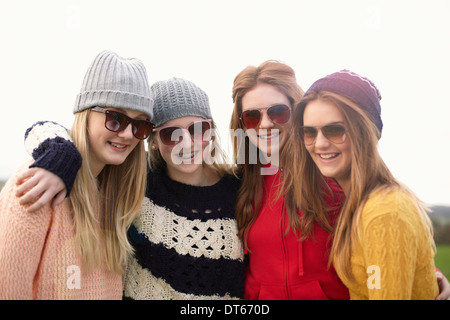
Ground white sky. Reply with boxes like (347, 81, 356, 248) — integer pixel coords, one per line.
(1, 0, 449, 206)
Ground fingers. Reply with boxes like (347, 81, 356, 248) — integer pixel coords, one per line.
(26, 190, 55, 213)
(15, 167, 67, 213)
(16, 178, 41, 205)
(16, 167, 38, 186)
(15, 171, 39, 199)
(435, 271, 450, 300)
(51, 190, 67, 211)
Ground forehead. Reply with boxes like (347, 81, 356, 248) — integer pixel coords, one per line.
(158, 116, 206, 128)
(241, 83, 290, 111)
(303, 99, 344, 126)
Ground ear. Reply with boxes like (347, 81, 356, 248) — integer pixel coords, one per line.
(151, 144, 158, 150)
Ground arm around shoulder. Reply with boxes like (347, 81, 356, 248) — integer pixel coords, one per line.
(25, 121, 82, 196)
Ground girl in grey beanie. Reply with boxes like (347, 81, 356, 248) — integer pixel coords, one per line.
(17, 74, 246, 300)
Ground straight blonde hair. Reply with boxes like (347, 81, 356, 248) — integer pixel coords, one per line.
(69, 109, 147, 274)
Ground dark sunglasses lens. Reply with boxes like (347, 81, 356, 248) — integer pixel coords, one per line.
(159, 127, 181, 146)
(302, 127, 318, 145)
(267, 105, 290, 124)
(241, 110, 261, 129)
(323, 125, 346, 143)
(188, 121, 211, 141)
(132, 121, 152, 140)
(105, 111, 128, 132)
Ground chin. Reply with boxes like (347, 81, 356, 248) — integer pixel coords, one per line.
(106, 155, 129, 166)
(175, 163, 203, 175)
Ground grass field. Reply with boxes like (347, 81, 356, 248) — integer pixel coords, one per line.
(436, 245, 450, 277)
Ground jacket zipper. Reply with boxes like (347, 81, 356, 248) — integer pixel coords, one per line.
(281, 208, 290, 299)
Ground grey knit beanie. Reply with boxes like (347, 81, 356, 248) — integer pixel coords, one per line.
(151, 77, 212, 127)
(74, 50, 154, 120)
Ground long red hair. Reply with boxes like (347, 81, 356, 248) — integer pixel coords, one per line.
(230, 60, 304, 250)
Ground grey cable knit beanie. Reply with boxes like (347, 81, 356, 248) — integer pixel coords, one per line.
(151, 77, 212, 127)
(74, 50, 154, 120)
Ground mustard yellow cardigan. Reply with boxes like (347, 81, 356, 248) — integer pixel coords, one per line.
(335, 189, 438, 299)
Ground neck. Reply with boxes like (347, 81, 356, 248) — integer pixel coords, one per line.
(166, 165, 220, 187)
(336, 178, 350, 196)
(89, 159, 105, 178)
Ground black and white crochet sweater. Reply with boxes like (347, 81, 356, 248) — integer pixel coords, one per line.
(124, 169, 245, 299)
(24, 121, 245, 300)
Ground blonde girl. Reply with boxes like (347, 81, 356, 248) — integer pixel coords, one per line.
(0, 50, 153, 299)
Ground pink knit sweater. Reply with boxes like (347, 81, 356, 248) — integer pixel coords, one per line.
(0, 163, 122, 299)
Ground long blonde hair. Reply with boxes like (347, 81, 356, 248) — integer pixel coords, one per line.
(230, 60, 304, 250)
(288, 90, 435, 283)
(69, 109, 146, 274)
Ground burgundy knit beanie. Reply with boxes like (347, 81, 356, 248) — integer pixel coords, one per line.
(304, 70, 383, 134)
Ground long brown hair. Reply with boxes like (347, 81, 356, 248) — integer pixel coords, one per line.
(70, 109, 147, 274)
(230, 60, 304, 250)
(288, 90, 434, 283)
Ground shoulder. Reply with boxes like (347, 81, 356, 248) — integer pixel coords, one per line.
(360, 188, 424, 234)
(0, 162, 54, 230)
(363, 188, 417, 216)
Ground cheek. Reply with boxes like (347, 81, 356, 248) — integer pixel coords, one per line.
(242, 128, 258, 149)
(342, 141, 352, 165)
(129, 139, 140, 153)
(246, 130, 258, 146)
(305, 145, 316, 161)
(157, 144, 175, 164)
(88, 117, 107, 138)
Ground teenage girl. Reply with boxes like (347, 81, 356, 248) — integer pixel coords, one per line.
(0, 50, 153, 299)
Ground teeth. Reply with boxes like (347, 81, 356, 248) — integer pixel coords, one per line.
(111, 142, 126, 148)
(178, 151, 198, 159)
(320, 153, 338, 159)
(259, 132, 279, 139)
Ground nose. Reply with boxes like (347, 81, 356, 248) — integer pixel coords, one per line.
(117, 123, 135, 140)
(314, 130, 331, 149)
(258, 111, 275, 129)
(179, 129, 193, 147)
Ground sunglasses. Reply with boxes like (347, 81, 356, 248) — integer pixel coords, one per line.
(300, 123, 347, 146)
(240, 104, 291, 129)
(153, 120, 212, 146)
(91, 107, 154, 140)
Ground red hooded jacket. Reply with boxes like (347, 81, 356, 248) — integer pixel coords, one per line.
(244, 168, 350, 300)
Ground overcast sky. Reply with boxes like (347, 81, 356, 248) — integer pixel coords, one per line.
(1, 0, 449, 206)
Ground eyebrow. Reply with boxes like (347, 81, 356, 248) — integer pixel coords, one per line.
(303, 121, 345, 127)
(107, 107, 149, 120)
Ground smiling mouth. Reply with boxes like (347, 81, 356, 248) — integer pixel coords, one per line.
(258, 131, 280, 140)
(109, 142, 128, 149)
(319, 153, 340, 159)
(176, 150, 199, 160)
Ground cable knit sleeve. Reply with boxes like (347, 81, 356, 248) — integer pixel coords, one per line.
(362, 211, 417, 299)
(0, 163, 54, 299)
(359, 190, 437, 300)
(24, 121, 82, 196)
